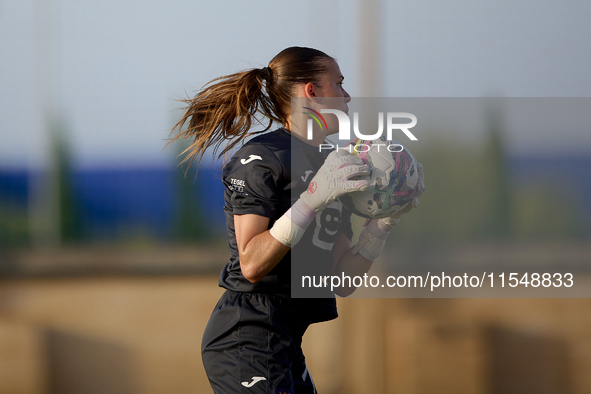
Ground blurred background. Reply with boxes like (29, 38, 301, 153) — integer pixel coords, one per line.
(1, 0, 590, 393)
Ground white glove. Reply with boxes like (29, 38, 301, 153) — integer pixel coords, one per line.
(270, 150, 371, 248)
(351, 162, 425, 261)
(300, 150, 371, 212)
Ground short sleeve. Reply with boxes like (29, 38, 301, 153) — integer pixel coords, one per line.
(222, 143, 283, 218)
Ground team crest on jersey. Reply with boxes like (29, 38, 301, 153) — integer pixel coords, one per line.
(275, 389, 293, 394)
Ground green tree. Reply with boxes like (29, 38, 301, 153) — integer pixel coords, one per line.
(50, 118, 82, 243)
(482, 105, 512, 239)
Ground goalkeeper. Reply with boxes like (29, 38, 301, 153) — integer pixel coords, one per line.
(169, 46, 424, 394)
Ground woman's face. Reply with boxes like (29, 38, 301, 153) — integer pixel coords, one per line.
(314, 59, 351, 108)
(287, 59, 351, 141)
(312, 59, 351, 136)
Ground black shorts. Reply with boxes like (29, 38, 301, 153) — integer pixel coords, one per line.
(201, 290, 317, 394)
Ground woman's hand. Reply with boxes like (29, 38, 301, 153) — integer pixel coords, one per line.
(299, 150, 371, 212)
(270, 150, 371, 248)
(351, 162, 425, 259)
(332, 162, 425, 296)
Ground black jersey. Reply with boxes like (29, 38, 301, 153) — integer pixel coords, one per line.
(219, 128, 353, 324)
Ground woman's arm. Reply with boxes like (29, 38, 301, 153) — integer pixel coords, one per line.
(331, 232, 373, 297)
(332, 162, 425, 297)
(235, 214, 290, 283)
(235, 151, 373, 284)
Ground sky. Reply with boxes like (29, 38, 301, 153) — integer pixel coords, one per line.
(1, 0, 590, 169)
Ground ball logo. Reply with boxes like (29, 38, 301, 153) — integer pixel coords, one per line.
(307, 181, 317, 194)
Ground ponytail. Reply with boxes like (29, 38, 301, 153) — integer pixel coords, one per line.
(169, 47, 334, 167)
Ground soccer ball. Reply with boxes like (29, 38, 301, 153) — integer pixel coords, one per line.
(339, 137, 420, 219)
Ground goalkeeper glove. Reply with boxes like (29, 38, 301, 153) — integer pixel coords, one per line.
(270, 150, 371, 247)
(351, 162, 425, 261)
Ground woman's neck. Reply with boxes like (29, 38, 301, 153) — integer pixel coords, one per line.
(285, 119, 327, 147)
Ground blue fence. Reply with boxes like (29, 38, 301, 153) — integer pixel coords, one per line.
(1, 155, 591, 244)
